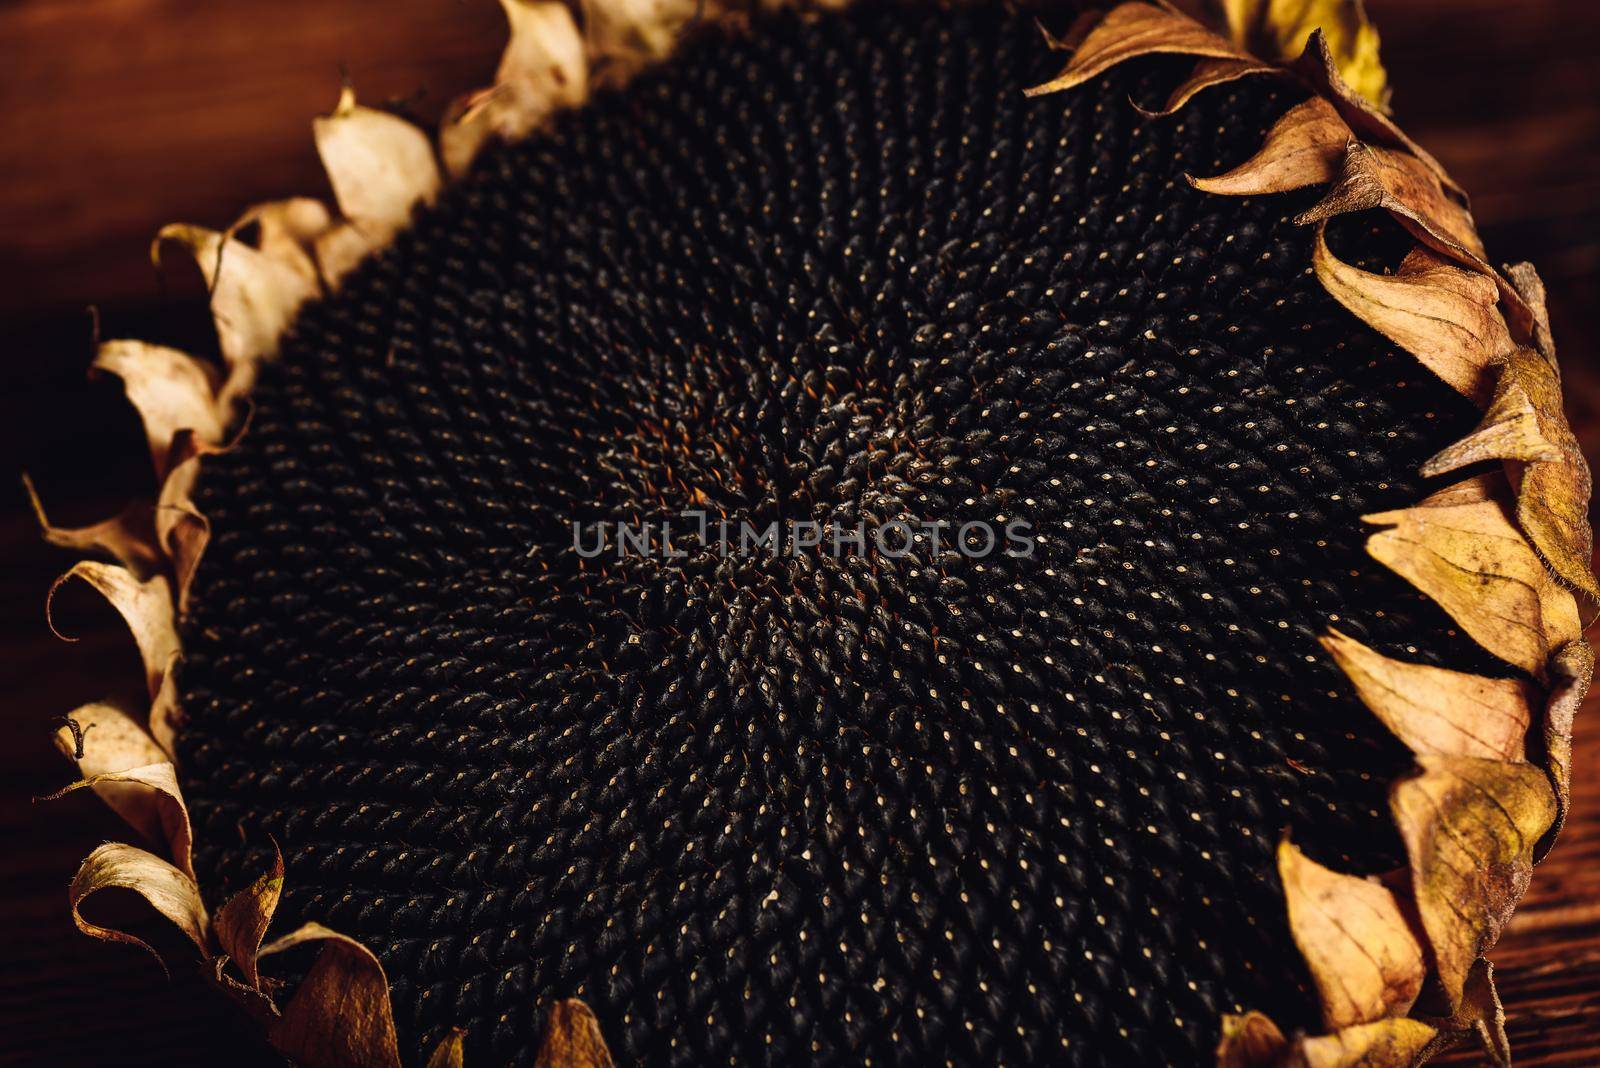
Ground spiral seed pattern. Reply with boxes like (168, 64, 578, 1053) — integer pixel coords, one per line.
(178, 5, 1489, 1065)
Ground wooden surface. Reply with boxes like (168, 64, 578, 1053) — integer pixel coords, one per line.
(2, 1, 1598, 1065)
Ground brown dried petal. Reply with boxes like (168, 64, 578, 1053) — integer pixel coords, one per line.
(1291, 1017, 1436, 1068)
(1192, 96, 1350, 195)
(1392, 754, 1557, 1006)
(1216, 1011, 1288, 1068)
(45, 762, 195, 882)
(1297, 141, 1486, 265)
(260, 922, 403, 1068)
(48, 562, 178, 700)
(536, 999, 617, 1068)
(1504, 261, 1555, 365)
(23, 475, 161, 578)
(1291, 29, 1461, 197)
(68, 842, 209, 970)
(1313, 229, 1509, 401)
(215, 845, 285, 990)
(1422, 346, 1599, 608)
(1363, 477, 1581, 677)
(1538, 640, 1593, 855)
(1278, 840, 1425, 1029)
(1025, 2, 1249, 98)
(1417, 958, 1510, 1068)
(1319, 628, 1533, 761)
(1137, 57, 1278, 117)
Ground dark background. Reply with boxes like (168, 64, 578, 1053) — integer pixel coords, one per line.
(2, 1, 1597, 1063)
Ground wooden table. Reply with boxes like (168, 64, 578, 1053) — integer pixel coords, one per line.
(1, 1, 1597, 1064)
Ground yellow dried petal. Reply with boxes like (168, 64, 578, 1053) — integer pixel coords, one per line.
(1292, 1017, 1436, 1068)
(92, 340, 224, 477)
(214, 846, 285, 990)
(45, 761, 194, 882)
(1219, 0, 1387, 107)
(1278, 840, 1424, 1029)
(48, 561, 178, 700)
(1313, 230, 1509, 401)
(23, 475, 161, 578)
(536, 998, 617, 1068)
(1423, 346, 1599, 608)
(1392, 754, 1556, 1006)
(1363, 478, 1580, 676)
(1319, 628, 1533, 761)
(1026, 2, 1249, 98)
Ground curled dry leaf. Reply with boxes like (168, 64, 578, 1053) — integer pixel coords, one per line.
(1538, 640, 1593, 855)
(1392, 755, 1556, 1007)
(260, 922, 403, 1068)
(23, 474, 160, 578)
(442, 0, 588, 176)
(1296, 141, 1485, 265)
(48, 562, 179, 699)
(1217, 0, 1387, 107)
(1363, 477, 1580, 677)
(1292, 1017, 1436, 1068)
(91, 340, 224, 477)
(1192, 95, 1349, 195)
(69, 842, 208, 970)
(1137, 56, 1278, 117)
(1278, 840, 1424, 1029)
(313, 87, 442, 285)
(536, 998, 617, 1068)
(1025, 2, 1250, 98)
(1216, 1011, 1288, 1068)
(214, 846, 285, 991)
(427, 1029, 467, 1068)
(1422, 346, 1599, 608)
(1312, 229, 1508, 401)
(1319, 628, 1533, 761)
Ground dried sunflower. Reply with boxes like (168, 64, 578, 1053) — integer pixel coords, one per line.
(35, 1, 1593, 1066)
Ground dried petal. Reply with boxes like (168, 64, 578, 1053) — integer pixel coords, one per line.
(536, 999, 617, 1068)
(1218, 0, 1387, 107)
(23, 475, 160, 578)
(1418, 958, 1510, 1068)
(1291, 29, 1460, 197)
(1392, 754, 1556, 1006)
(1216, 1011, 1288, 1067)
(1192, 96, 1350, 195)
(68, 842, 208, 970)
(1504, 261, 1555, 365)
(48, 562, 178, 700)
(1312, 229, 1510, 401)
(232, 198, 333, 286)
(582, 0, 701, 82)
(441, 0, 588, 176)
(1538, 640, 1593, 854)
(1137, 57, 1278, 117)
(215, 845, 285, 990)
(1297, 141, 1485, 264)
(1422, 346, 1599, 608)
(314, 87, 440, 235)
(1319, 628, 1533, 761)
(91, 340, 224, 477)
(1026, 2, 1249, 98)
(1278, 840, 1424, 1029)
(1292, 1017, 1436, 1068)
(157, 451, 211, 612)
(153, 225, 317, 386)
(427, 1029, 467, 1068)
(1363, 477, 1581, 677)
(44, 762, 194, 882)
(260, 922, 403, 1068)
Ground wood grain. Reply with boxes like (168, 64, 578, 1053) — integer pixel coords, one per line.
(1, 1, 1597, 1065)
